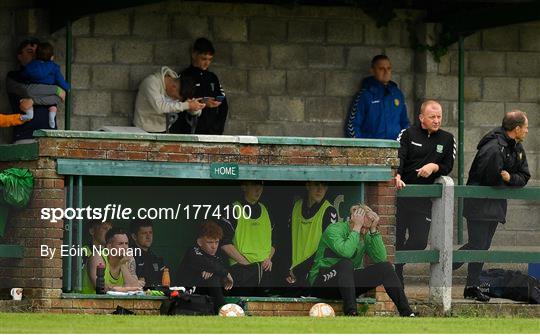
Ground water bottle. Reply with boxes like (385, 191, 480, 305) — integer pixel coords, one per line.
(96, 263, 105, 294)
(162, 267, 170, 288)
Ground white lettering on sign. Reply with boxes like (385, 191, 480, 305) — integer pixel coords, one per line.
(215, 166, 237, 176)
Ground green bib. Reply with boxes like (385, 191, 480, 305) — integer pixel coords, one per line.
(230, 201, 272, 265)
(291, 199, 332, 269)
(81, 254, 124, 294)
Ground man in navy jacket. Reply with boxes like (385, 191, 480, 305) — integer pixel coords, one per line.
(345, 55, 410, 140)
(456, 110, 530, 302)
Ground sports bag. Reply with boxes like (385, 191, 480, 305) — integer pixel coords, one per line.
(479, 268, 540, 304)
(160, 292, 215, 315)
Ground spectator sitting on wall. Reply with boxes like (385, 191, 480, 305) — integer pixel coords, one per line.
(130, 219, 166, 289)
(345, 55, 410, 140)
(308, 203, 415, 317)
(176, 220, 233, 314)
(6, 38, 63, 144)
(219, 181, 275, 296)
(134, 66, 205, 133)
(19, 42, 70, 129)
(82, 228, 143, 294)
(171, 37, 228, 135)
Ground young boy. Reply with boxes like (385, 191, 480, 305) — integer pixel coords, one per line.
(20, 42, 70, 129)
(177, 220, 233, 314)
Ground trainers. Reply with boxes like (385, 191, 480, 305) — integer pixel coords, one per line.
(463, 286, 490, 302)
(344, 309, 358, 316)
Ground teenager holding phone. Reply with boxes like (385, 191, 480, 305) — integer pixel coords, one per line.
(171, 38, 228, 135)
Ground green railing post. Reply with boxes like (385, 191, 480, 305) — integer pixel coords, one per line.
(63, 175, 74, 292)
(76, 175, 83, 292)
(457, 35, 465, 244)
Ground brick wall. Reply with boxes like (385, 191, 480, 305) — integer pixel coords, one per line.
(0, 157, 64, 301)
(0, 134, 400, 315)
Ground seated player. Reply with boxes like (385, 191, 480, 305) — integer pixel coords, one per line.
(220, 180, 275, 296)
(82, 228, 142, 294)
(308, 204, 415, 316)
(176, 220, 233, 314)
(284, 182, 338, 292)
(130, 219, 166, 288)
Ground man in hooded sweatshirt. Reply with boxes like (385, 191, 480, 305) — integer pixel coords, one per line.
(345, 55, 410, 140)
(134, 66, 205, 133)
(455, 110, 530, 302)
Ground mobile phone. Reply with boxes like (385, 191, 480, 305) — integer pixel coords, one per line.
(215, 96, 225, 102)
(201, 97, 210, 102)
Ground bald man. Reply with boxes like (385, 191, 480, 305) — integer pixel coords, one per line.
(394, 100, 456, 287)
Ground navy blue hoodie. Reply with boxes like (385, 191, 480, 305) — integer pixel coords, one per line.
(345, 76, 409, 140)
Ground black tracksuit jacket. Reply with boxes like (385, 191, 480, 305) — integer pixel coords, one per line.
(463, 127, 530, 223)
(171, 65, 228, 135)
(397, 124, 456, 214)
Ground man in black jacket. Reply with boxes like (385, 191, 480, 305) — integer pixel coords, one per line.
(171, 38, 228, 135)
(177, 220, 233, 314)
(394, 100, 456, 286)
(456, 110, 530, 302)
(130, 219, 166, 288)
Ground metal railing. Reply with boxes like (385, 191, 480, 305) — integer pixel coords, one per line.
(397, 179, 540, 312)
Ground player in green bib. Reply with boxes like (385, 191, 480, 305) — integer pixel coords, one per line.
(82, 228, 143, 294)
(283, 181, 338, 292)
(220, 181, 275, 296)
(81, 220, 112, 282)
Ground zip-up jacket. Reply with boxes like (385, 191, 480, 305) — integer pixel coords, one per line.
(463, 127, 530, 223)
(345, 76, 409, 140)
(397, 124, 456, 214)
(171, 65, 228, 135)
(20, 60, 70, 91)
(308, 221, 387, 285)
(176, 245, 229, 286)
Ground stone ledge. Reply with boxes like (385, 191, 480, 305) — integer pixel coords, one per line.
(33, 130, 399, 148)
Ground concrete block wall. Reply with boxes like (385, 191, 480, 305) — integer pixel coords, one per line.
(416, 23, 540, 247)
(4, 1, 418, 139)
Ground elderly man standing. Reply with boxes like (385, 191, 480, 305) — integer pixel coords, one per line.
(394, 100, 456, 287)
(134, 66, 205, 133)
(456, 110, 530, 302)
(345, 54, 410, 140)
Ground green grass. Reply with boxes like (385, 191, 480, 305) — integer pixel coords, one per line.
(0, 313, 539, 333)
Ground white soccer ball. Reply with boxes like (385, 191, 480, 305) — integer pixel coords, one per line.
(219, 303, 245, 317)
(309, 303, 335, 317)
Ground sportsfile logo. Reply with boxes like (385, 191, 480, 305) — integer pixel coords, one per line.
(40, 203, 253, 223)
